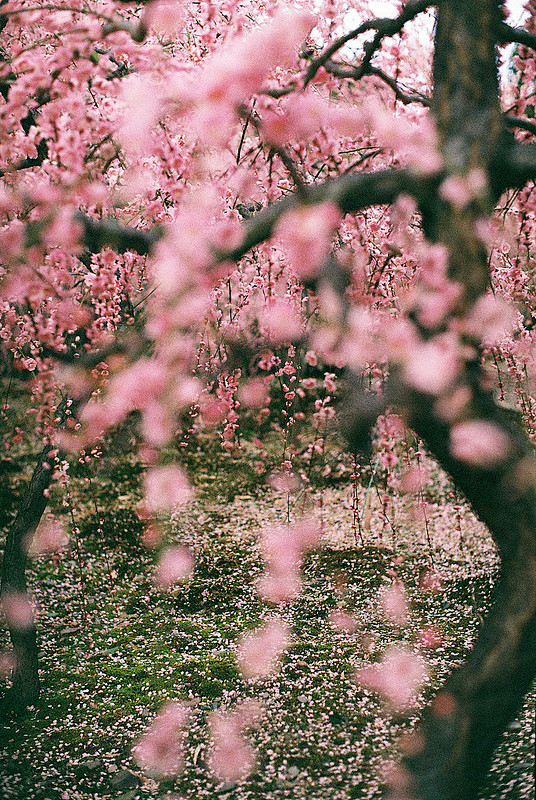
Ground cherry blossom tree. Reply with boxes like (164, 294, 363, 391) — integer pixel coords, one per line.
(2, 0, 536, 798)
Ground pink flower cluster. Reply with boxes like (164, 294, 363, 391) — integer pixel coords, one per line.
(154, 546, 195, 587)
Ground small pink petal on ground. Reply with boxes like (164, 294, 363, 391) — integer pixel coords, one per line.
(418, 568, 443, 593)
(417, 625, 442, 649)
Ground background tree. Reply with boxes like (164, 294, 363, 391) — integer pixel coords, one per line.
(2, 0, 536, 798)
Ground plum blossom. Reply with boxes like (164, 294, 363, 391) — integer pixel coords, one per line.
(356, 646, 428, 711)
(154, 546, 195, 587)
(133, 702, 190, 777)
(0, 592, 34, 629)
(208, 709, 257, 783)
(329, 609, 360, 633)
(237, 618, 290, 680)
(461, 293, 517, 345)
(145, 0, 188, 34)
(439, 168, 487, 208)
(118, 74, 163, 155)
(144, 464, 193, 511)
(450, 419, 512, 468)
(379, 581, 409, 627)
(256, 519, 321, 603)
(258, 297, 303, 343)
(275, 202, 341, 280)
(403, 337, 460, 395)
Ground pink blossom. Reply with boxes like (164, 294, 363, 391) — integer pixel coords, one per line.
(237, 618, 290, 680)
(192, 8, 315, 114)
(154, 546, 195, 587)
(255, 570, 302, 604)
(434, 384, 473, 423)
(356, 646, 428, 710)
(208, 710, 257, 783)
(258, 298, 303, 343)
(0, 592, 34, 629)
(439, 169, 487, 208)
(238, 378, 269, 408)
(118, 74, 163, 155)
(462, 293, 516, 345)
(256, 520, 320, 603)
(379, 581, 409, 627)
(404, 338, 459, 395)
(269, 471, 301, 493)
(28, 518, 69, 554)
(450, 420, 511, 468)
(275, 202, 341, 280)
(133, 702, 190, 777)
(145, 0, 187, 34)
(144, 465, 193, 511)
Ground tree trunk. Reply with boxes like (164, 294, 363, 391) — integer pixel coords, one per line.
(1, 443, 56, 712)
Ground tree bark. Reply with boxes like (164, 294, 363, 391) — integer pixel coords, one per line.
(1, 443, 55, 712)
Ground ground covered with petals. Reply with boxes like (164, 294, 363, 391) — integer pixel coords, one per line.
(0, 420, 534, 800)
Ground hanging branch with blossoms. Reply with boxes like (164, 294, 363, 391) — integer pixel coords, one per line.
(4, 0, 536, 798)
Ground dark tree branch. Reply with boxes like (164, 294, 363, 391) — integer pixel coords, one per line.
(367, 65, 431, 106)
(304, 0, 432, 87)
(497, 21, 536, 51)
(221, 168, 439, 264)
(76, 212, 164, 255)
(502, 140, 536, 185)
(505, 113, 536, 137)
(400, 379, 536, 800)
(0, 396, 77, 713)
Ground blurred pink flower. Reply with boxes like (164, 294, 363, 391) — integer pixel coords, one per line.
(0, 592, 34, 629)
(144, 465, 193, 511)
(329, 609, 359, 633)
(404, 338, 459, 395)
(133, 702, 190, 777)
(237, 618, 290, 680)
(208, 710, 256, 783)
(258, 298, 303, 344)
(379, 581, 409, 627)
(28, 518, 68, 554)
(275, 202, 341, 280)
(356, 646, 428, 710)
(154, 546, 195, 587)
(450, 420, 511, 468)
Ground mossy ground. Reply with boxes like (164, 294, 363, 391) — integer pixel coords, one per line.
(0, 389, 534, 800)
